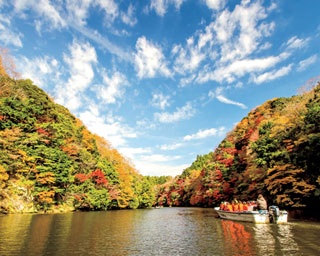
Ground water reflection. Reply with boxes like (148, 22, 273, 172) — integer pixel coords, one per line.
(0, 214, 33, 255)
(24, 214, 54, 255)
(1, 209, 320, 256)
(63, 211, 137, 255)
(253, 223, 301, 255)
(220, 220, 253, 255)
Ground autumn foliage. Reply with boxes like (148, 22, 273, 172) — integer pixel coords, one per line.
(1, 50, 319, 213)
(155, 82, 320, 210)
(0, 55, 156, 213)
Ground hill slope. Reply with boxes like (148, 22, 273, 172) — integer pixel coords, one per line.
(155, 83, 320, 210)
(0, 76, 157, 213)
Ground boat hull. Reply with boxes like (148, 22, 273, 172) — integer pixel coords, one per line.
(214, 207, 288, 224)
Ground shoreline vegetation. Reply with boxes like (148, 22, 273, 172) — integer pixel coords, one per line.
(1, 54, 319, 218)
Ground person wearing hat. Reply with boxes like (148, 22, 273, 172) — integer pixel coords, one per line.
(256, 194, 267, 210)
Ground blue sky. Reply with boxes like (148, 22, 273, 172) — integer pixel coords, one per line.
(1, 0, 319, 176)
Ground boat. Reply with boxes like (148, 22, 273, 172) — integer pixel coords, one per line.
(214, 205, 288, 224)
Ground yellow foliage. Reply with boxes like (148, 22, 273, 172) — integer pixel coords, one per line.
(36, 172, 55, 185)
(0, 165, 9, 188)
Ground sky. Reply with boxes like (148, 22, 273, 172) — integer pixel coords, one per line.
(0, 0, 319, 176)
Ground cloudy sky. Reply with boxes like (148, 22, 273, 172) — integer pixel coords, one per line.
(1, 0, 319, 176)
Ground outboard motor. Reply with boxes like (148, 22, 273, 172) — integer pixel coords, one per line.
(269, 205, 280, 223)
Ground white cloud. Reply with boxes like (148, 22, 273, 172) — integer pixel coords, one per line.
(151, 93, 171, 110)
(94, 0, 119, 23)
(216, 95, 247, 109)
(148, 0, 185, 17)
(79, 106, 137, 148)
(119, 147, 152, 159)
(297, 55, 317, 71)
(183, 127, 225, 141)
(173, 0, 279, 85)
(0, 15, 23, 47)
(214, 1, 275, 63)
(172, 38, 206, 74)
(159, 143, 183, 150)
(179, 74, 196, 87)
(140, 154, 181, 162)
(96, 71, 128, 104)
(118, 145, 186, 176)
(65, 0, 92, 26)
(154, 102, 195, 123)
(55, 40, 97, 111)
(252, 64, 293, 84)
(134, 161, 188, 176)
(121, 4, 137, 26)
(17, 55, 60, 88)
(208, 86, 247, 109)
(205, 0, 226, 11)
(13, 0, 66, 29)
(197, 54, 288, 84)
(286, 36, 310, 50)
(134, 36, 171, 79)
(69, 24, 132, 61)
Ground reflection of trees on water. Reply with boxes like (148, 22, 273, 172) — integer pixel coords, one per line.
(253, 224, 300, 255)
(221, 220, 302, 256)
(221, 220, 253, 255)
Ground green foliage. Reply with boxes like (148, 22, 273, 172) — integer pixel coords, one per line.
(0, 76, 150, 213)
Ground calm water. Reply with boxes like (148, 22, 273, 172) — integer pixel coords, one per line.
(0, 207, 319, 256)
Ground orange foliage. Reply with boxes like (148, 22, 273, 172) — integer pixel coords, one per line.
(265, 164, 316, 207)
(36, 190, 55, 205)
(75, 173, 89, 183)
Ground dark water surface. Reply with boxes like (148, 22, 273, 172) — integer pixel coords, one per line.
(0, 207, 319, 255)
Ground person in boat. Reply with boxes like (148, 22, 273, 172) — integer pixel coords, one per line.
(256, 194, 267, 210)
(243, 201, 248, 211)
(238, 201, 244, 211)
(220, 201, 226, 210)
(232, 200, 239, 212)
(226, 202, 233, 212)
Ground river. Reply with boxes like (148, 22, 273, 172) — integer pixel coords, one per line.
(0, 207, 319, 255)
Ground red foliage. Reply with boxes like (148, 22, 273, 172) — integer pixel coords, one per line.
(190, 194, 203, 205)
(90, 169, 108, 186)
(222, 182, 233, 194)
(254, 113, 264, 125)
(215, 169, 223, 181)
(212, 189, 221, 201)
(219, 158, 233, 167)
(223, 147, 237, 155)
(36, 127, 50, 137)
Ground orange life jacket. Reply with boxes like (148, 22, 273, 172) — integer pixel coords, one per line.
(233, 204, 239, 212)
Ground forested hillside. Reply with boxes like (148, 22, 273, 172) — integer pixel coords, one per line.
(155, 83, 320, 210)
(1, 51, 319, 214)
(0, 65, 172, 213)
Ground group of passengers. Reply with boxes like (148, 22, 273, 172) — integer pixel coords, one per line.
(219, 194, 268, 212)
